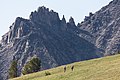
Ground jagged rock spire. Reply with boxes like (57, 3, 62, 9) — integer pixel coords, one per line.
(37, 6, 49, 13)
(69, 16, 75, 26)
(30, 6, 60, 26)
(60, 15, 67, 31)
(77, 23, 81, 27)
(61, 15, 66, 23)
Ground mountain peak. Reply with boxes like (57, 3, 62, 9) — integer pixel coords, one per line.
(37, 6, 49, 12)
(61, 15, 66, 23)
(30, 6, 60, 26)
(68, 17, 75, 26)
(0, 1, 120, 79)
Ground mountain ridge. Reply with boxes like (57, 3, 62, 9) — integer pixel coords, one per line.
(0, 0, 120, 80)
(0, 6, 99, 80)
(79, 0, 120, 55)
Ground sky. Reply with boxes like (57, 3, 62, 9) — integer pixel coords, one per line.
(0, 0, 112, 39)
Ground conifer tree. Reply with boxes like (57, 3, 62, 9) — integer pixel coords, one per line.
(9, 60, 17, 78)
(22, 57, 41, 75)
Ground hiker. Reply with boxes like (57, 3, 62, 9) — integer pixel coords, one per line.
(71, 65, 74, 71)
(64, 66, 66, 72)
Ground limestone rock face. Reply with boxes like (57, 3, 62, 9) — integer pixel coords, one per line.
(0, 6, 98, 80)
(79, 0, 120, 55)
(0, 0, 120, 79)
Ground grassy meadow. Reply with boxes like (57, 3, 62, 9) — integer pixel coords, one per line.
(10, 54, 120, 80)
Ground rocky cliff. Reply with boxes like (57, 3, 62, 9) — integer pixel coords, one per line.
(0, 0, 120, 79)
(79, 0, 120, 56)
(0, 6, 99, 80)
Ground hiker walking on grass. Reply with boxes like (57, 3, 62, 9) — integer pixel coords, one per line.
(71, 65, 74, 71)
(64, 66, 66, 72)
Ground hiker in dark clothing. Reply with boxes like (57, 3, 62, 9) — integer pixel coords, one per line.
(64, 66, 66, 72)
(71, 65, 74, 71)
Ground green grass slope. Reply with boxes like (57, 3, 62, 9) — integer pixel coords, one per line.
(10, 54, 120, 80)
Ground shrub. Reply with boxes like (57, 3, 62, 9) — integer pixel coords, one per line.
(45, 71, 51, 76)
(9, 60, 18, 78)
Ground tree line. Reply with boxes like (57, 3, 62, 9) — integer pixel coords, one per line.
(9, 57, 41, 79)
